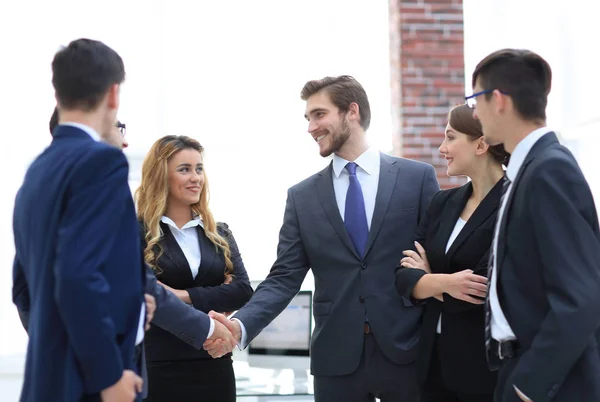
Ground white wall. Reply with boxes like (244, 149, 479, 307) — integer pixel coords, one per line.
(0, 0, 391, 360)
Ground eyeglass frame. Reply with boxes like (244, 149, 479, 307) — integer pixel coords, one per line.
(464, 89, 509, 109)
(116, 121, 126, 137)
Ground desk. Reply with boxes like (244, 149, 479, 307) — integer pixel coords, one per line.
(235, 361, 314, 402)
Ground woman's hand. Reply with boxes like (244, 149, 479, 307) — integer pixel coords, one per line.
(400, 241, 431, 273)
(158, 281, 192, 304)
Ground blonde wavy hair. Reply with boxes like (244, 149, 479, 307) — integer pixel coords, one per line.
(135, 135, 233, 281)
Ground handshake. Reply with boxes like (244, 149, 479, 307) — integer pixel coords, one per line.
(202, 311, 242, 358)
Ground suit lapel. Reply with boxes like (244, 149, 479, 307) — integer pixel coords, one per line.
(363, 153, 399, 258)
(196, 226, 216, 281)
(497, 132, 559, 270)
(315, 163, 360, 259)
(446, 179, 502, 259)
(160, 224, 193, 281)
(438, 183, 472, 258)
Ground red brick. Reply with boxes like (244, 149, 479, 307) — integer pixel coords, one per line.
(391, 0, 466, 189)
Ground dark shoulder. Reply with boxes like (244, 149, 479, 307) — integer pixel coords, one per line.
(217, 222, 233, 238)
(427, 184, 466, 213)
(289, 165, 330, 194)
(382, 153, 434, 173)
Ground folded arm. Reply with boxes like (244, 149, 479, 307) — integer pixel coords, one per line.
(186, 226, 254, 313)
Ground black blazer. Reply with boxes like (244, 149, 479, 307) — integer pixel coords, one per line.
(395, 179, 502, 394)
(491, 132, 600, 402)
(144, 222, 253, 362)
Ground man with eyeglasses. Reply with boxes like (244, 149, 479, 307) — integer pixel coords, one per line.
(468, 48, 600, 402)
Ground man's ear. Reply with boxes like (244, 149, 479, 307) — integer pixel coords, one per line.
(347, 102, 360, 124)
(106, 84, 120, 110)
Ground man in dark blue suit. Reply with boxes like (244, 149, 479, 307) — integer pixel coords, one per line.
(12, 38, 145, 402)
(470, 49, 600, 402)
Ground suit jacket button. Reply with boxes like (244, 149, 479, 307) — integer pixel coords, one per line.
(359, 296, 365, 303)
(361, 263, 367, 269)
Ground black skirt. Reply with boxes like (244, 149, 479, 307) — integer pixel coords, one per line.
(144, 357, 235, 402)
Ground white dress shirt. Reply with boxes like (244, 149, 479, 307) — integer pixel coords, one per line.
(490, 127, 553, 342)
(60, 122, 147, 345)
(234, 148, 382, 348)
(160, 216, 215, 338)
(437, 217, 467, 333)
(161, 216, 203, 279)
(59, 122, 101, 141)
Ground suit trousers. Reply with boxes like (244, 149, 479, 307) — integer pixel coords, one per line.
(144, 356, 235, 402)
(314, 331, 419, 402)
(421, 336, 494, 402)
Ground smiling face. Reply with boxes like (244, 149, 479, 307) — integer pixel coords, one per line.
(304, 91, 352, 157)
(166, 148, 204, 208)
(438, 123, 483, 177)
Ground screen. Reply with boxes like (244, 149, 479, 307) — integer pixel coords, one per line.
(248, 291, 312, 356)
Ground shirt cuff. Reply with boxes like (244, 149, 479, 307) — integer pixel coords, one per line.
(514, 385, 532, 401)
(231, 318, 248, 349)
(206, 317, 215, 339)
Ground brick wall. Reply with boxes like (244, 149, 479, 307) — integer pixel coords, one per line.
(389, 0, 467, 189)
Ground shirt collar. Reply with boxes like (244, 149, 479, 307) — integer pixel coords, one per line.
(506, 127, 552, 181)
(332, 147, 380, 178)
(161, 215, 204, 230)
(59, 122, 101, 142)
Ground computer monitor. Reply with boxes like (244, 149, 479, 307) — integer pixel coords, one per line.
(247, 290, 312, 371)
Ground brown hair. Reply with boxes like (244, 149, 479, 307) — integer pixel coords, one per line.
(135, 135, 233, 282)
(472, 48, 552, 122)
(300, 75, 371, 130)
(449, 104, 510, 165)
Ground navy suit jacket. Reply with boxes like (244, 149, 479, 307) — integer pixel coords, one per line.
(490, 133, 600, 402)
(12, 125, 145, 401)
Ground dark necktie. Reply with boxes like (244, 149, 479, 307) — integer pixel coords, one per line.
(485, 175, 512, 366)
(344, 162, 369, 257)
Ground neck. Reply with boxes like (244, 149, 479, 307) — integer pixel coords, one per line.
(165, 204, 194, 229)
(335, 129, 369, 161)
(59, 109, 106, 137)
(503, 120, 546, 154)
(468, 162, 505, 203)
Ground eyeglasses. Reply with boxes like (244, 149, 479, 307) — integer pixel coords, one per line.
(464, 89, 509, 109)
(116, 121, 126, 137)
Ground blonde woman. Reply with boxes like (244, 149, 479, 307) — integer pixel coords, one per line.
(136, 135, 253, 402)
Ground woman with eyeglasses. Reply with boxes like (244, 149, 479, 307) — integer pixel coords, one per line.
(395, 104, 509, 402)
(136, 135, 253, 402)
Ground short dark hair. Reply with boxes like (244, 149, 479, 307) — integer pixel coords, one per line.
(448, 104, 510, 165)
(472, 49, 551, 122)
(300, 75, 371, 130)
(52, 38, 125, 111)
(49, 107, 59, 134)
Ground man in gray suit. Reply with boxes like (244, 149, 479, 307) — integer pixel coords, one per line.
(207, 75, 439, 401)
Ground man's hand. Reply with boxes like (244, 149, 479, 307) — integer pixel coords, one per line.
(144, 294, 156, 331)
(202, 311, 240, 358)
(100, 369, 143, 402)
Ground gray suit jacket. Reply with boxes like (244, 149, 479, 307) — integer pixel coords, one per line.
(234, 153, 439, 376)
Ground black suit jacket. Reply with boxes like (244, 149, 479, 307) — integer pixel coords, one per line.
(491, 132, 600, 402)
(395, 180, 502, 394)
(144, 222, 253, 362)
